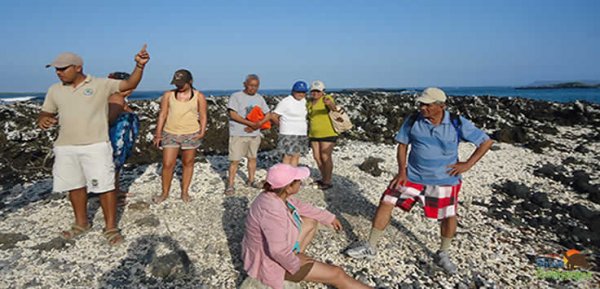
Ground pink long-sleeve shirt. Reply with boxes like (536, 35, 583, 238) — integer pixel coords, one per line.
(242, 191, 336, 289)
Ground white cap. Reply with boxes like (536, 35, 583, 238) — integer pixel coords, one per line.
(416, 87, 446, 104)
(46, 52, 83, 68)
(310, 80, 326, 92)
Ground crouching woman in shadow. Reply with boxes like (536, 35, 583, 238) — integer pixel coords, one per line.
(240, 163, 372, 289)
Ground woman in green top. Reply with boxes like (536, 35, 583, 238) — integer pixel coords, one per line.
(307, 80, 338, 190)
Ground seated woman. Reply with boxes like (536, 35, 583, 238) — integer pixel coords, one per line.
(241, 163, 372, 289)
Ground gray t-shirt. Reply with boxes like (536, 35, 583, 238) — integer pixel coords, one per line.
(227, 91, 270, 136)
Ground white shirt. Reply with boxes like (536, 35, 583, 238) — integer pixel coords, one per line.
(273, 95, 307, 135)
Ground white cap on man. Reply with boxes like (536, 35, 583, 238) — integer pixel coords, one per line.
(416, 87, 447, 104)
(46, 52, 83, 68)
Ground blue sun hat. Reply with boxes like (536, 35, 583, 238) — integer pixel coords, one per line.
(291, 81, 308, 93)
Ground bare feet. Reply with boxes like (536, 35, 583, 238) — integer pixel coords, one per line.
(181, 193, 191, 203)
(152, 194, 168, 204)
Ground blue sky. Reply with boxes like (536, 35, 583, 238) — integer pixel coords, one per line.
(0, 0, 599, 92)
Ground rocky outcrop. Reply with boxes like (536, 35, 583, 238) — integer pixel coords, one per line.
(1, 91, 599, 189)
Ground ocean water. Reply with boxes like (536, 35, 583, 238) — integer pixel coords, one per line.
(1, 87, 598, 104)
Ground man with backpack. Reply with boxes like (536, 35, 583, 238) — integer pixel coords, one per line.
(345, 87, 493, 274)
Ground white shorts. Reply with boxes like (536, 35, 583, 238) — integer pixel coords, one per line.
(53, 142, 115, 193)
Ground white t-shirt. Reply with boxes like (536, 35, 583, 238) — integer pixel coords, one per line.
(273, 95, 307, 135)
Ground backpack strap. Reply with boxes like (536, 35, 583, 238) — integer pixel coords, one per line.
(406, 112, 418, 129)
(449, 112, 463, 142)
(407, 111, 463, 143)
(404, 112, 418, 142)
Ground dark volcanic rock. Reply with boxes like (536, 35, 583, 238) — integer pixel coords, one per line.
(135, 215, 160, 227)
(534, 164, 570, 184)
(492, 126, 529, 143)
(2, 92, 599, 188)
(0, 232, 29, 250)
(588, 219, 600, 233)
(574, 144, 590, 154)
(32, 237, 74, 251)
(358, 157, 385, 177)
(496, 181, 531, 199)
(149, 250, 192, 280)
(569, 204, 597, 222)
(128, 201, 150, 212)
(571, 170, 600, 204)
(524, 139, 552, 153)
(530, 192, 551, 209)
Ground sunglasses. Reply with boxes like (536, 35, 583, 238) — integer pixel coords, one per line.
(55, 65, 72, 72)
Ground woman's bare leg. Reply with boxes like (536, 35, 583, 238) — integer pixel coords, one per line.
(298, 217, 318, 253)
(286, 256, 372, 289)
(156, 147, 179, 203)
(282, 154, 293, 165)
(180, 149, 196, 202)
(310, 141, 323, 179)
(290, 155, 300, 167)
(319, 141, 335, 185)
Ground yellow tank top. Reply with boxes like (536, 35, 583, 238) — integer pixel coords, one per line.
(307, 94, 338, 138)
(163, 91, 200, 134)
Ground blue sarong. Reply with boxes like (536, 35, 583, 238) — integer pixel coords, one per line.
(109, 112, 140, 170)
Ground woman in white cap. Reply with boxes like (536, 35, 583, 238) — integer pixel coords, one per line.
(152, 69, 207, 203)
(240, 163, 373, 289)
(307, 80, 338, 190)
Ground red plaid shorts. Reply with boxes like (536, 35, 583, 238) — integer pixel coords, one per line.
(380, 180, 462, 220)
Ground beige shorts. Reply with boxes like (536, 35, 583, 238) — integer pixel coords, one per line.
(53, 142, 115, 193)
(229, 136, 261, 161)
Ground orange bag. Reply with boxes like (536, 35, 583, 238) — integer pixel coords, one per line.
(246, 106, 271, 130)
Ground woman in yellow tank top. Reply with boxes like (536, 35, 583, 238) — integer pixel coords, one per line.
(307, 80, 339, 190)
(152, 69, 207, 203)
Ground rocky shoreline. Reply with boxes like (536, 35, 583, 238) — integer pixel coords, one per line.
(0, 91, 599, 288)
(2, 91, 599, 187)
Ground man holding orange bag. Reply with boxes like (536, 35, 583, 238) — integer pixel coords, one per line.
(225, 74, 272, 195)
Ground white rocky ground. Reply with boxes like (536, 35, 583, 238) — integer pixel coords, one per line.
(0, 131, 598, 288)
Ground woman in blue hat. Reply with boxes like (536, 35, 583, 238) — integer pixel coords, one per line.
(271, 81, 309, 166)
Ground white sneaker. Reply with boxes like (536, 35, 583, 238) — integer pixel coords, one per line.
(344, 241, 377, 259)
(434, 250, 458, 275)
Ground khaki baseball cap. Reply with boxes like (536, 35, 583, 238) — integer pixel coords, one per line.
(171, 69, 193, 86)
(416, 87, 447, 104)
(310, 80, 326, 92)
(46, 52, 83, 68)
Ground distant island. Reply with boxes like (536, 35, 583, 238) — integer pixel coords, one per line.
(517, 81, 600, 90)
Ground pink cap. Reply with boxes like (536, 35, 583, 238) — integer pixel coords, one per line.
(266, 164, 310, 189)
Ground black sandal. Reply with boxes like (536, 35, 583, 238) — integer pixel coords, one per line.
(318, 183, 333, 190)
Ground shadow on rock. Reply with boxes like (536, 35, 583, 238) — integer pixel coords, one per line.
(0, 179, 61, 218)
(222, 196, 249, 287)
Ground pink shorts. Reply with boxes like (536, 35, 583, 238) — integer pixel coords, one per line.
(381, 180, 461, 220)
